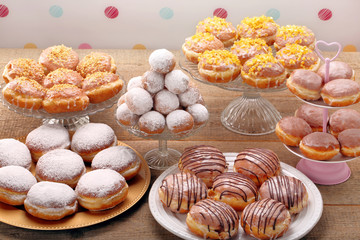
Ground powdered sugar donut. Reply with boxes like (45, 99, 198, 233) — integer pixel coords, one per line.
(138, 111, 166, 134)
(149, 49, 176, 74)
(186, 104, 209, 125)
(116, 103, 140, 126)
(125, 87, 153, 115)
(142, 71, 165, 94)
(127, 76, 143, 90)
(0, 166, 37, 206)
(92, 146, 141, 180)
(164, 70, 189, 94)
(154, 89, 180, 115)
(166, 110, 194, 134)
(0, 138, 32, 170)
(178, 85, 201, 107)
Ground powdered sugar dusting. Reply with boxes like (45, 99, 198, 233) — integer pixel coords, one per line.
(166, 110, 194, 131)
(142, 71, 165, 94)
(116, 103, 140, 126)
(127, 76, 143, 90)
(178, 86, 201, 107)
(0, 166, 37, 192)
(186, 104, 209, 125)
(0, 139, 32, 170)
(139, 111, 166, 132)
(125, 87, 153, 115)
(149, 49, 175, 74)
(154, 89, 180, 115)
(165, 70, 189, 94)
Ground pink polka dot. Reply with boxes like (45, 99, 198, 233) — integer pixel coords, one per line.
(105, 6, 119, 19)
(213, 8, 228, 19)
(318, 8, 332, 21)
(0, 5, 9, 17)
(78, 43, 92, 49)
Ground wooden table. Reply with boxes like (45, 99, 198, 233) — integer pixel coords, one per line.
(0, 49, 359, 240)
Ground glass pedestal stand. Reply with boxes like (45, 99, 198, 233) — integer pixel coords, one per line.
(144, 139, 181, 171)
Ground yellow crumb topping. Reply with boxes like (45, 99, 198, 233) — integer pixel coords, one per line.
(276, 25, 313, 41)
(231, 38, 271, 53)
(185, 32, 216, 46)
(240, 15, 275, 29)
(245, 54, 278, 74)
(48, 45, 73, 63)
(197, 16, 234, 33)
(199, 50, 240, 66)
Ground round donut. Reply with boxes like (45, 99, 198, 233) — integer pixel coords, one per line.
(127, 76, 143, 90)
(158, 172, 207, 213)
(116, 103, 140, 126)
(299, 132, 340, 160)
(295, 104, 325, 132)
(24, 181, 78, 220)
(164, 70, 189, 94)
(329, 109, 360, 138)
(286, 69, 323, 100)
(178, 84, 202, 107)
(166, 110, 194, 134)
(338, 129, 360, 157)
(186, 198, 239, 240)
(274, 25, 316, 50)
(0, 166, 37, 206)
(39, 45, 79, 74)
(321, 79, 360, 107)
(154, 89, 179, 115)
(76, 52, 116, 78)
(42, 68, 83, 88)
(141, 70, 165, 94)
(75, 169, 128, 211)
(148, 49, 176, 74)
(138, 111, 166, 135)
(71, 123, 117, 162)
(2, 58, 45, 84)
(186, 103, 209, 126)
(234, 148, 281, 187)
(91, 146, 141, 181)
(208, 172, 258, 211)
(317, 61, 355, 82)
(275, 116, 312, 146)
(125, 87, 153, 115)
(230, 38, 272, 65)
(0, 138, 32, 170)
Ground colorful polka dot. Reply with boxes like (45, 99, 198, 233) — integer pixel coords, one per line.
(213, 8, 228, 19)
(49, 5, 63, 18)
(343, 45, 357, 52)
(266, 8, 280, 20)
(132, 44, 146, 50)
(24, 43, 37, 49)
(318, 8, 332, 21)
(0, 4, 9, 18)
(104, 6, 118, 19)
(159, 7, 173, 20)
(78, 43, 92, 49)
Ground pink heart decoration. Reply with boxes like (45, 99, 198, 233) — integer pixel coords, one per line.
(315, 40, 342, 62)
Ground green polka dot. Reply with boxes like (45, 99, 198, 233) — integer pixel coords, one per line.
(49, 5, 63, 18)
(159, 7, 173, 20)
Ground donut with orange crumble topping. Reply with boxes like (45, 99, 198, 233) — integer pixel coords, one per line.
(196, 16, 238, 47)
(241, 54, 286, 88)
(76, 52, 117, 78)
(42, 68, 83, 88)
(274, 25, 316, 50)
(230, 38, 272, 65)
(39, 45, 79, 74)
(2, 58, 45, 84)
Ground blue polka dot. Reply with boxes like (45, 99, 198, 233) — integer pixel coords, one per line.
(49, 5, 63, 18)
(266, 8, 280, 20)
(159, 7, 173, 20)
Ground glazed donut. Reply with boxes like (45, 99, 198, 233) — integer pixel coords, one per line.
(164, 70, 189, 94)
(329, 109, 360, 138)
(2, 58, 45, 84)
(234, 148, 281, 187)
(166, 110, 194, 134)
(299, 132, 340, 160)
(148, 49, 176, 74)
(198, 49, 241, 83)
(158, 172, 207, 213)
(208, 172, 258, 211)
(0, 166, 37, 206)
(127, 76, 143, 90)
(275, 116, 312, 146)
(42, 68, 83, 88)
(186, 198, 239, 240)
(274, 25, 316, 50)
(230, 38, 272, 65)
(25, 123, 71, 162)
(178, 145, 227, 187)
(24, 181, 78, 220)
(76, 52, 116, 78)
(259, 176, 309, 214)
(2, 77, 46, 110)
(0, 138, 32, 170)
(141, 70, 165, 94)
(295, 104, 325, 132)
(154, 89, 179, 115)
(125, 87, 153, 115)
(75, 169, 128, 211)
(241, 54, 286, 89)
(138, 111, 166, 135)
(82, 71, 124, 103)
(237, 15, 279, 45)
(241, 198, 291, 240)
(321, 79, 360, 107)
(42, 84, 89, 113)
(178, 84, 202, 107)
(182, 32, 224, 63)
(338, 129, 360, 157)
(186, 104, 209, 126)
(286, 69, 323, 100)
(92, 146, 141, 180)
(116, 103, 140, 126)
(39, 45, 79, 74)
(196, 16, 238, 47)
(317, 61, 355, 82)
(35, 149, 86, 188)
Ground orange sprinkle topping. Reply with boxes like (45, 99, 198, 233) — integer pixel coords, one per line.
(199, 50, 240, 66)
(197, 16, 235, 34)
(185, 32, 216, 46)
(276, 25, 313, 41)
(240, 15, 275, 30)
(245, 54, 278, 75)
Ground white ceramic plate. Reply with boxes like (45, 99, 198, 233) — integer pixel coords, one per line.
(149, 152, 323, 240)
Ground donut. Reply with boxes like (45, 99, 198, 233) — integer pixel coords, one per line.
(148, 49, 176, 74)
(154, 89, 179, 115)
(178, 145, 227, 187)
(2, 58, 45, 84)
(182, 32, 224, 63)
(275, 116, 312, 146)
(259, 176, 309, 214)
(274, 25, 316, 50)
(164, 70, 189, 94)
(2, 77, 46, 110)
(338, 129, 360, 157)
(158, 172, 207, 213)
(76, 52, 116, 78)
(42, 68, 83, 88)
(42, 84, 89, 113)
(241, 54, 286, 88)
(234, 148, 281, 187)
(186, 104, 209, 126)
(92, 146, 141, 181)
(138, 111, 166, 135)
(82, 71, 124, 103)
(237, 15, 279, 45)
(317, 61, 355, 82)
(125, 87, 153, 115)
(186, 198, 239, 240)
(295, 104, 325, 132)
(0, 138, 32, 170)
(321, 79, 360, 107)
(178, 84, 202, 107)
(141, 70, 165, 94)
(241, 198, 291, 240)
(127, 76, 143, 90)
(75, 169, 128, 211)
(329, 109, 360, 138)
(299, 132, 340, 160)
(24, 181, 78, 220)
(116, 103, 140, 126)
(39, 45, 79, 74)
(35, 149, 86, 188)
(198, 49, 241, 83)
(0, 166, 37, 206)
(286, 69, 323, 100)
(25, 123, 71, 162)
(230, 38, 272, 65)
(208, 172, 258, 211)
(166, 110, 194, 134)
(196, 16, 238, 47)
(71, 123, 117, 162)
